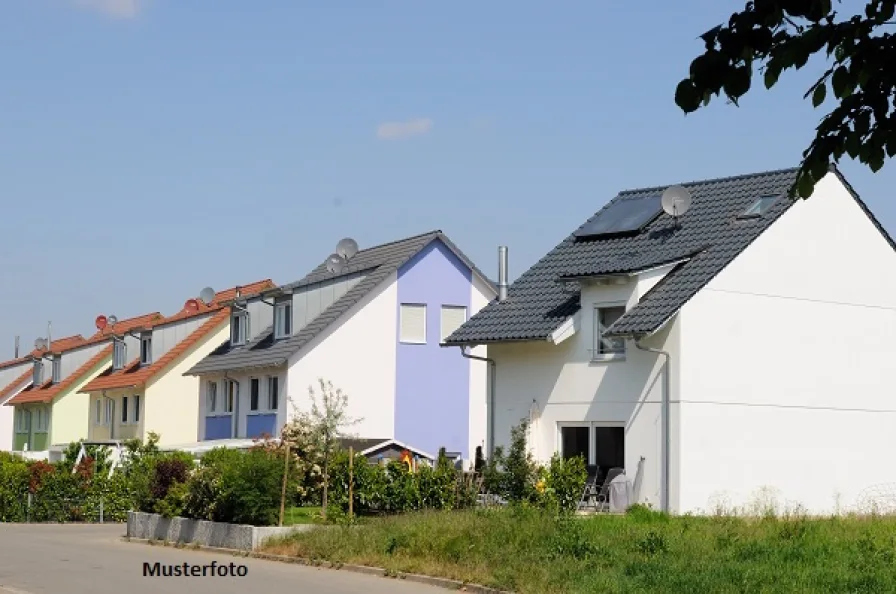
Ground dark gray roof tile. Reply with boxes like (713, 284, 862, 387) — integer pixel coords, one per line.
(445, 167, 803, 344)
(187, 231, 494, 375)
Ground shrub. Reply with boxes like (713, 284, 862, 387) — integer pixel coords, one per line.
(543, 453, 587, 513)
(214, 446, 295, 526)
(0, 453, 29, 522)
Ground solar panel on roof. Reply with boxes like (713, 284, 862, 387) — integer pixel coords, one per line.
(574, 195, 664, 239)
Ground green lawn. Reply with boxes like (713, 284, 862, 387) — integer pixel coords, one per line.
(263, 506, 896, 593)
(280, 505, 323, 526)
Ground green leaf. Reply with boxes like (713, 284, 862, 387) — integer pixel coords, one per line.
(834, 45, 846, 62)
(812, 83, 826, 107)
(764, 64, 781, 89)
(675, 80, 701, 113)
(796, 173, 815, 198)
(831, 66, 849, 98)
(724, 65, 752, 99)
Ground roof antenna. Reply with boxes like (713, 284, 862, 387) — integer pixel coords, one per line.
(661, 185, 693, 229)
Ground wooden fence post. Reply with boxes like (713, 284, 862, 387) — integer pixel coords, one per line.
(279, 441, 291, 527)
(348, 446, 354, 520)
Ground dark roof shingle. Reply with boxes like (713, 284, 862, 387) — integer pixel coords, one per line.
(186, 231, 494, 375)
(445, 167, 803, 344)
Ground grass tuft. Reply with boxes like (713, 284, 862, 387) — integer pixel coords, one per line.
(263, 507, 896, 593)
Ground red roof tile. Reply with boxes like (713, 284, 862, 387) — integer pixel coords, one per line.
(162, 279, 275, 324)
(8, 345, 113, 405)
(87, 312, 164, 342)
(81, 309, 230, 392)
(0, 357, 31, 371)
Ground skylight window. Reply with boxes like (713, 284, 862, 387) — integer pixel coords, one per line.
(739, 195, 778, 219)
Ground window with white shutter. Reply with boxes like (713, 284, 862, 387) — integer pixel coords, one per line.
(440, 305, 467, 342)
(399, 304, 427, 344)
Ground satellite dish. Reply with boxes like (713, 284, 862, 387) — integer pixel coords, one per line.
(199, 287, 216, 306)
(325, 253, 347, 275)
(95, 315, 108, 331)
(661, 185, 693, 218)
(107, 315, 118, 326)
(336, 237, 359, 260)
(34, 338, 47, 351)
(185, 298, 200, 312)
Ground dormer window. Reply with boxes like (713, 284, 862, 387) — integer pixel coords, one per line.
(140, 333, 152, 365)
(113, 339, 127, 370)
(231, 311, 248, 346)
(51, 356, 61, 384)
(274, 299, 292, 340)
(739, 195, 778, 219)
(32, 359, 43, 386)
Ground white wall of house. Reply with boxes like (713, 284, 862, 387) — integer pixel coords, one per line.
(488, 275, 681, 510)
(466, 274, 494, 459)
(0, 362, 30, 451)
(286, 272, 398, 441)
(678, 172, 896, 515)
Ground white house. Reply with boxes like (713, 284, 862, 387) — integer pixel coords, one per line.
(445, 166, 896, 515)
(0, 355, 32, 451)
(186, 231, 496, 463)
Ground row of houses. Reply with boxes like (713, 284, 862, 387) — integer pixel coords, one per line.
(3, 164, 896, 514)
(0, 232, 495, 464)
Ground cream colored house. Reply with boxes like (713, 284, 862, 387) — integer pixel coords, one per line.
(80, 280, 274, 447)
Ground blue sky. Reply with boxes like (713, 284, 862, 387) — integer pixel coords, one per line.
(2, 0, 894, 350)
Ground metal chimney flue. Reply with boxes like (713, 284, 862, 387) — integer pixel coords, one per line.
(497, 246, 509, 301)
(14, 336, 19, 358)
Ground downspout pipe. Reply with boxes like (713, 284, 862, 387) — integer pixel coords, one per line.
(458, 346, 497, 457)
(635, 337, 672, 514)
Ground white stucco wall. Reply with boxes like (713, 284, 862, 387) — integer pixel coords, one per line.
(286, 272, 398, 440)
(489, 276, 680, 510)
(678, 172, 896, 514)
(0, 366, 30, 451)
(466, 275, 494, 460)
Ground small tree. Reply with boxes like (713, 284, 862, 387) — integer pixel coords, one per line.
(288, 378, 360, 519)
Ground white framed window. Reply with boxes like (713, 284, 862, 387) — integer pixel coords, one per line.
(35, 407, 49, 432)
(399, 303, 427, 344)
(249, 378, 260, 411)
(133, 394, 141, 423)
(274, 300, 292, 339)
(224, 381, 237, 413)
(557, 421, 626, 476)
(140, 334, 152, 365)
(206, 381, 218, 414)
(15, 409, 28, 433)
(739, 195, 778, 219)
(267, 376, 279, 411)
(113, 339, 127, 370)
(440, 305, 467, 342)
(592, 305, 626, 359)
(104, 399, 113, 426)
(51, 356, 61, 384)
(231, 312, 249, 346)
(95, 398, 102, 425)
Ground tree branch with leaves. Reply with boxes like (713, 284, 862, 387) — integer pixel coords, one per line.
(675, 0, 896, 197)
(284, 378, 361, 520)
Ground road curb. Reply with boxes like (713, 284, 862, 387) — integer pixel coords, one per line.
(123, 536, 512, 593)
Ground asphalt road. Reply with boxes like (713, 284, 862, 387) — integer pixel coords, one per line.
(0, 523, 442, 594)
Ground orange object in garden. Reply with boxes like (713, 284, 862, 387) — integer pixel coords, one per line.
(399, 449, 413, 472)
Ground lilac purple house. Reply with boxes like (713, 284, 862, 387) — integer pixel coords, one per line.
(185, 231, 496, 463)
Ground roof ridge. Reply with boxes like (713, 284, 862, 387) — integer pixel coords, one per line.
(619, 166, 800, 197)
(356, 229, 442, 253)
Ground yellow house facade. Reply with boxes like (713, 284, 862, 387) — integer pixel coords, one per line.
(81, 280, 274, 447)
